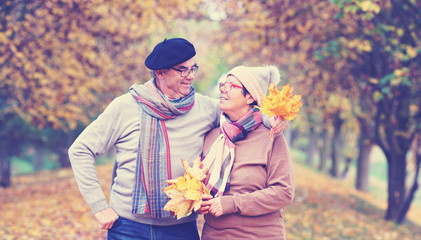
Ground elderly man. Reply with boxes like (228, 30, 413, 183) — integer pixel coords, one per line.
(68, 38, 284, 239)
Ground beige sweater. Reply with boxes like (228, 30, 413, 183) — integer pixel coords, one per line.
(201, 125, 295, 240)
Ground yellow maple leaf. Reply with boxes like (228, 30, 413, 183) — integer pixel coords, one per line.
(258, 83, 303, 121)
(182, 157, 208, 181)
(163, 157, 210, 219)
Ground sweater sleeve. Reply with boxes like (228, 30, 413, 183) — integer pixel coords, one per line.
(220, 133, 295, 216)
(68, 97, 127, 214)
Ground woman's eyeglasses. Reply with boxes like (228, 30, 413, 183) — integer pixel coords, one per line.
(219, 82, 243, 92)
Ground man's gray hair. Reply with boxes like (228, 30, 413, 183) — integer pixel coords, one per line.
(150, 69, 170, 79)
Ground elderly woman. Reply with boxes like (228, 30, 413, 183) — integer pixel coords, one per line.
(199, 65, 295, 240)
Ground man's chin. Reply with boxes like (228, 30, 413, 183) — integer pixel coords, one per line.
(181, 87, 192, 95)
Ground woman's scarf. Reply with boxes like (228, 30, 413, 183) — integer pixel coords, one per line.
(129, 79, 195, 218)
(202, 107, 263, 197)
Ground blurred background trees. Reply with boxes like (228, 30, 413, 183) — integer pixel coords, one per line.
(1, 0, 420, 225)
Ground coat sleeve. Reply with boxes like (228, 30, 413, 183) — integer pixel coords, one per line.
(220, 133, 295, 216)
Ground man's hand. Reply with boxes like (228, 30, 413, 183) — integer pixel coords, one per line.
(197, 194, 213, 215)
(94, 207, 119, 230)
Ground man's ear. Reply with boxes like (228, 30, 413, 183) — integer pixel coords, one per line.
(155, 70, 164, 77)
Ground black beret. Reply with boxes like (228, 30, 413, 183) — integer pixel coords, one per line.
(145, 38, 196, 70)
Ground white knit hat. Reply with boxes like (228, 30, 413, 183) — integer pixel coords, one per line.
(227, 65, 281, 107)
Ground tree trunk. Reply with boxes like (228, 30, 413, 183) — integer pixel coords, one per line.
(384, 150, 407, 221)
(58, 146, 71, 168)
(55, 132, 74, 168)
(372, 80, 414, 224)
(356, 134, 373, 192)
(33, 146, 45, 172)
(306, 126, 317, 167)
(396, 134, 421, 224)
(319, 127, 330, 172)
(0, 153, 11, 188)
(384, 84, 413, 222)
(330, 112, 343, 178)
(289, 128, 299, 149)
(341, 157, 352, 179)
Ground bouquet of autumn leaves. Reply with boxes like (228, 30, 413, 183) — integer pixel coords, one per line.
(163, 157, 209, 219)
(258, 83, 303, 136)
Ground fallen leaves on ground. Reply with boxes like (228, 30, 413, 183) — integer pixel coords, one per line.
(286, 163, 421, 240)
(1, 161, 420, 239)
(0, 165, 111, 240)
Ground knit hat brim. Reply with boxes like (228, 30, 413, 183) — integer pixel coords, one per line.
(227, 65, 281, 107)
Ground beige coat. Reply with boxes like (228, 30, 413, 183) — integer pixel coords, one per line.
(201, 124, 295, 240)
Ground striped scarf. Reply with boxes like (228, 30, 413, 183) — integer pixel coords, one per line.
(129, 79, 195, 218)
(202, 107, 263, 197)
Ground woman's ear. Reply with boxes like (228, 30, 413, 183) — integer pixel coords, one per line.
(246, 94, 255, 105)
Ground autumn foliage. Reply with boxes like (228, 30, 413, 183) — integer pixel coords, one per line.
(1, 0, 420, 228)
(0, 0, 202, 131)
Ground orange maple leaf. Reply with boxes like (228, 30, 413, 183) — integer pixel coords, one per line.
(258, 83, 303, 121)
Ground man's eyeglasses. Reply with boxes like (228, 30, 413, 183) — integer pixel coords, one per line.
(170, 65, 199, 77)
(219, 82, 243, 92)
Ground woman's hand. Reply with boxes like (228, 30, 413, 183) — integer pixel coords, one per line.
(207, 197, 223, 217)
(198, 194, 223, 217)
